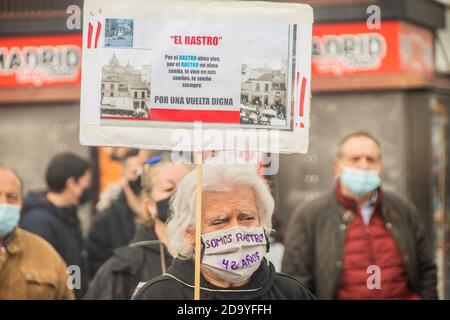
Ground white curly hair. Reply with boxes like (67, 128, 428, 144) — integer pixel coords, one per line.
(166, 164, 274, 259)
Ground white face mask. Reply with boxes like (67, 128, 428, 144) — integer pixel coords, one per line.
(201, 225, 267, 283)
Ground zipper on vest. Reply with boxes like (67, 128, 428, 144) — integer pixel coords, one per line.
(362, 215, 382, 299)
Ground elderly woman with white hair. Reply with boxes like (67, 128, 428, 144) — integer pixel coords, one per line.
(133, 165, 315, 300)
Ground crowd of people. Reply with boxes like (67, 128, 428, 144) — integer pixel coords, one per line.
(0, 132, 437, 300)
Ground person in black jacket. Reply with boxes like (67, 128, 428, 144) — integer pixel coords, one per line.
(20, 152, 92, 299)
(87, 153, 147, 277)
(83, 224, 171, 300)
(84, 155, 192, 299)
(134, 255, 314, 300)
(133, 164, 315, 300)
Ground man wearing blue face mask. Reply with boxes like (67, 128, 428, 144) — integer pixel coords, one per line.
(282, 132, 437, 300)
(0, 165, 74, 299)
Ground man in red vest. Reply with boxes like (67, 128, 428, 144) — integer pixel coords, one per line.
(282, 132, 437, 300)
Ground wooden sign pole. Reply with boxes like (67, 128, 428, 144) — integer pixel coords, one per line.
(194, 151, 203, 300)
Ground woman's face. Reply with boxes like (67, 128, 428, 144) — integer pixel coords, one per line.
(150, 162, 191, 203)
(122, 156, 143, 181)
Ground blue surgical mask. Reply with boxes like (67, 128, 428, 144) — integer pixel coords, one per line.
(0, 204, 20, 237)
(341, 166, 381, 196)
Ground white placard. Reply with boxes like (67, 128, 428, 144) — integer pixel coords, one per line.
(80, 0, 313, 154)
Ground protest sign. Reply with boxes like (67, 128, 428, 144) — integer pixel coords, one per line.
(80, 0, 313, 154)
(80, 0, 313, 300)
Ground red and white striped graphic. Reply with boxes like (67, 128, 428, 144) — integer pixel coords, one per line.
(87, 21, 102, 49)
(296, 71, 307, 129)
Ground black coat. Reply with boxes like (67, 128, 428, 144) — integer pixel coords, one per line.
(132, 257, 316, 300)
(20, 192, 88, 299)
(87, 191, 136, 278)
(83, 225, 171, 300)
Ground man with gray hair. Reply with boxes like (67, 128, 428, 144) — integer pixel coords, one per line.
(133, 164, 315, 300)
(282, 132, 437, 300)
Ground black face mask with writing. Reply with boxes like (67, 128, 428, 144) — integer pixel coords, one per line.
(128, 175, 142, 196)
(156, 197, 171, 223)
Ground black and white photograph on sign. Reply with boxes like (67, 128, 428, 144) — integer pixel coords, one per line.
(104, 18, 134, 48)
(240, 58, 288, 127)
(100, 49, 151, 119)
